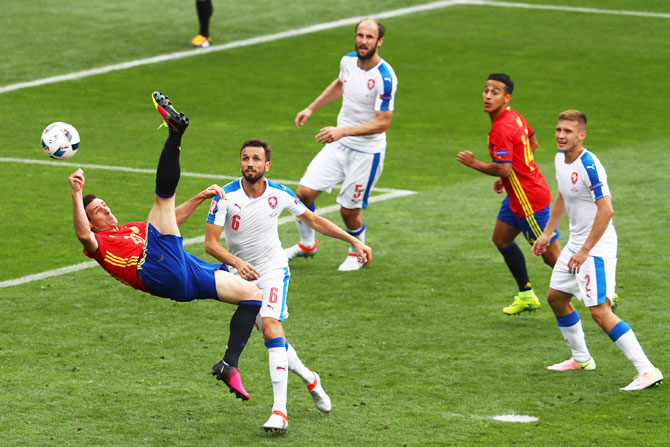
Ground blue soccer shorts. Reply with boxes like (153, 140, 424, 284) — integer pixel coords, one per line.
(496, 196, 559, 245)
(137, 223, 227, 302)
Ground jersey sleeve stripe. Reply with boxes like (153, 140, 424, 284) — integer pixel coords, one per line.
(267, 179, 298, 199)
(224, 179, 243, 194)
(377, 63, 394, 111)
(579, 151, 604, 200)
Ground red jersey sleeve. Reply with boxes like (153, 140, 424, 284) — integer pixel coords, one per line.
(488, 121, 515, 163)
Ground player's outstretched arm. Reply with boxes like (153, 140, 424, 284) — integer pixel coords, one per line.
(68, 169, 98, 253)
(456, 151, 512, 178)
(297, 210, 372, 266)
(175, 184, 225, 226)
(204, 223, 261, 281)
(295, 79, 343, 128)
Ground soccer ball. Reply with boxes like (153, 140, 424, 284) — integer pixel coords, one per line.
(41, 122, 80, 159)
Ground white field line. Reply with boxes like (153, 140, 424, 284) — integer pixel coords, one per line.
(0, 157, 412, 194)
(461, 0, 670, 18)
(442, 412, 539, 423)
(0, 159, 415, 289)
(0, 1, 667, 95)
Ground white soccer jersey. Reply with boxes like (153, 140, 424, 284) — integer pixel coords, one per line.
(206, 178, 307, 274)
(555, 149, 617, 257)
(337, 52, 397, 153)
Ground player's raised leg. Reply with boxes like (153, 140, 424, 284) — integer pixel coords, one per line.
(147, 92, 190, 237)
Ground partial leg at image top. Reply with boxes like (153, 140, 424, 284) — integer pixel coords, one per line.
(191, 0, 213, 47)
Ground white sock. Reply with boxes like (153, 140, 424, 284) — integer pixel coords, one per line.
(609, 321, 655, 374)
(286, 342, 313, 384)
(267, 345, 288, 415)
(296, 217, 316, 248)
(346, 221, 366, 255)
(556, 311, 591, 363)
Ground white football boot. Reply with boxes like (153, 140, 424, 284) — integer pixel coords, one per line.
(306, 371, 332, 413)
(263, 411, 288, 433)
(338, 253, 364, 271)
(547, 357, 596, 371)
(285, 240, 318, 261)
(620, 368, 663, 391)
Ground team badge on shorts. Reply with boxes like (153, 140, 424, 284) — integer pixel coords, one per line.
(268, 196, 278, 209)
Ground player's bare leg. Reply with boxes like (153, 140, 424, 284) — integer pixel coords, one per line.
(213, 270, 262, 304)
(540, 239, 561, 268)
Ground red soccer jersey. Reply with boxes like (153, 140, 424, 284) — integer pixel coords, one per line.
(488, 108, 551, 217)
(84, 221, 153, 294)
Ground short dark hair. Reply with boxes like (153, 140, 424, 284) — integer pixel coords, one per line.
(82, 193, 97, 220)
(356, 19, 385, 39)
(240, 138, 271, 161)
(487, 73, 514, 94)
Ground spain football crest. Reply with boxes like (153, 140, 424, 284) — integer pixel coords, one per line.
(268, 196, 278, 209)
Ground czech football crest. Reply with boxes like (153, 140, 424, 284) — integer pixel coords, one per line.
(571, 172, 578, 184)
(367, 79, 375, 90)
(268, 196, 278, 209)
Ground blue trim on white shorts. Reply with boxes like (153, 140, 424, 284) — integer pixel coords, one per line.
(362, 153, 381, 209)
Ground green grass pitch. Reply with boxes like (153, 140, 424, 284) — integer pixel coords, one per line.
(1, 1, 669, 445)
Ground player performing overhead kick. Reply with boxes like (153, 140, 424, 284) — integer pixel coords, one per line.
(69, 92, 262, 392)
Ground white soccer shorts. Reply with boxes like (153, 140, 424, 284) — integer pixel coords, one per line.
(252, 267, 290, 326)
(299, 142, 385, 209)
(550, 246, 617, 307)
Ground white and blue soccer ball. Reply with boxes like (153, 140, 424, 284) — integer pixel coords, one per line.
(41, 122, 80, 159)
